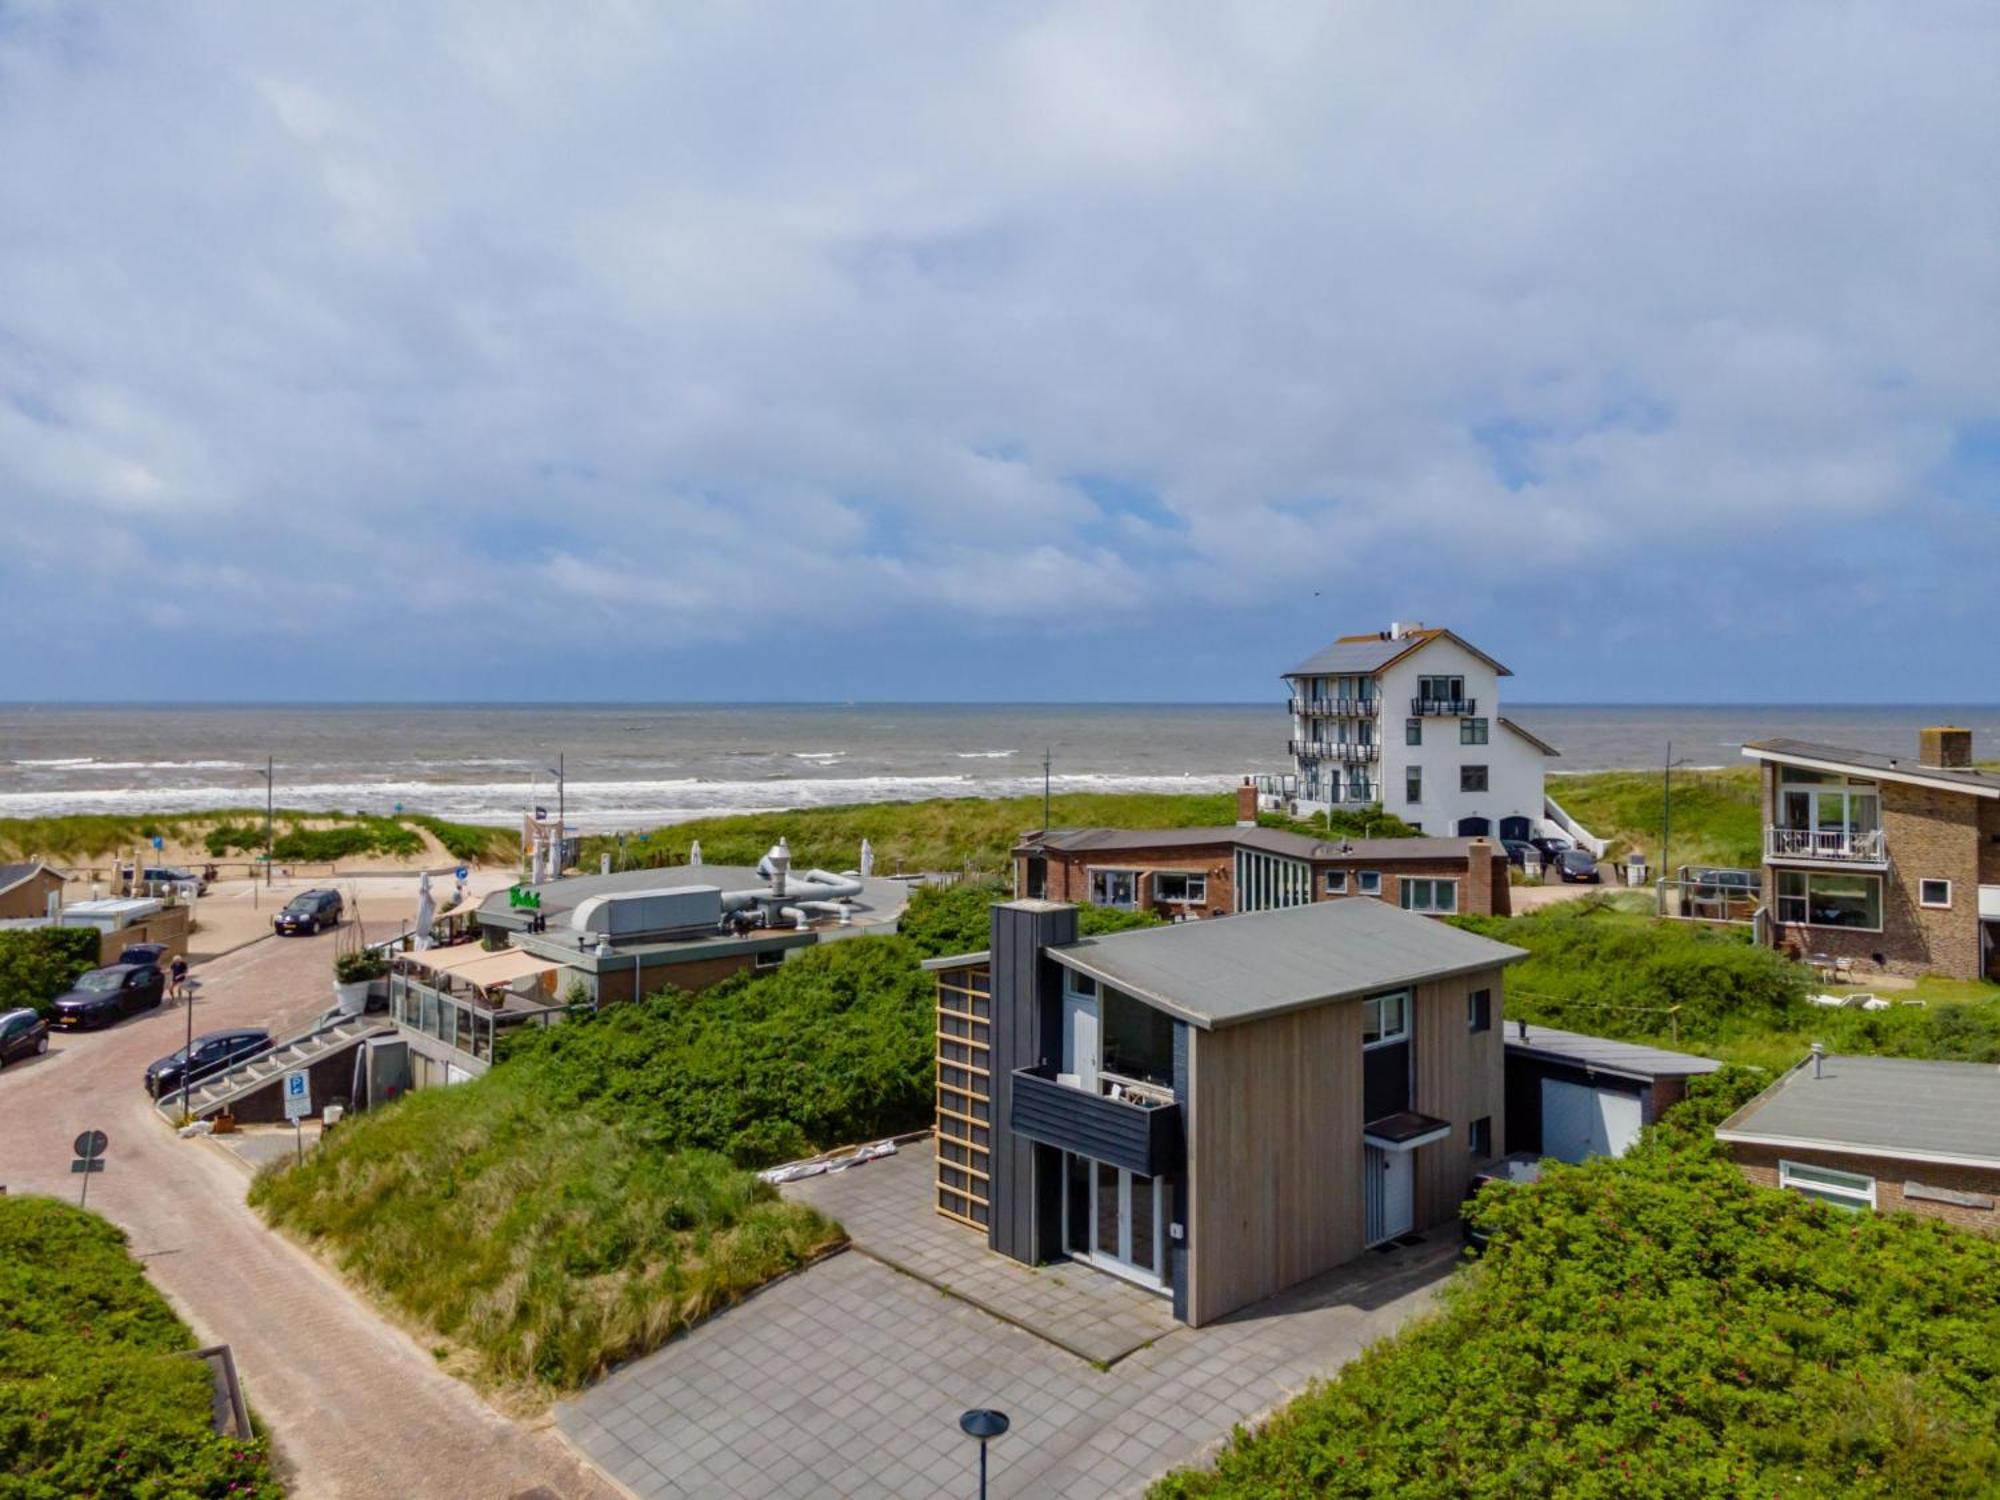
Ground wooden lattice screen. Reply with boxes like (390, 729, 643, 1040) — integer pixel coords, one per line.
(933, 961, 992, 1229)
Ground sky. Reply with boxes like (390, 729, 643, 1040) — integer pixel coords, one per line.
(1, 2, 1996, 704)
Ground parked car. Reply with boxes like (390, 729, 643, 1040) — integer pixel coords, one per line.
(273, 889, 343, 935)
(1691, 868, 1758, 901)
(122, 864, 207, 896)
(1500, 838, 1538, 869)
(117, 941, 170, 967)
(145, 1027, 274, 1099)
(50, 963, 166, 1029)
(1553, 848, 1602, 884)
(1528, 834, 1574, 867)
(1461, 1153, 1544, 1253)
(0, 1007, 51, 1065)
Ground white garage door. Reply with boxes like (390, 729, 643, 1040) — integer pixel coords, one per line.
(1540, 1078, 1643, 1163)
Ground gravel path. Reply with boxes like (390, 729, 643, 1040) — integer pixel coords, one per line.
(0, 929, 617, 1500)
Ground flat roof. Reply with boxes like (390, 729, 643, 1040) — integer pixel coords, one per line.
(1506, 1023, 1724, 1083)
(1047, 898, 1526, 1030)
(1716, 1053, 2000, 1169)
(1742, 738, 2000, 799)
(1017, 826, 1490, 863)
(479, 863, 910, 933)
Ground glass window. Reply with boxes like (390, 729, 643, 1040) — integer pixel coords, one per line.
(1101, 987, 1174, 1088)
(1090, 870, 1138, 909)
(1780, 1159, 1875, 1210)
(1066, 971, 1097, 999)
(1460, 718, 1489, 745)
(1362, 991, 1410, 1047)
(1405, 766, 1422, 804)
(1469, 1116, 1492, 1158)
(1920, 879, 1952, 909)
(1325, 869, 1348, 895)
(1154, 872, 1207, 905)
(1405, 718, 1422, 746)
(1776, 871, 1882, 930)
(1066, 1154, 1091, 1254)
(1399, 878, 1458, 913)
(1460, 765, 1489, 793)
(1467, 988, 1492, 1031)
(1129, 1174, 1157, 1273)
(1358, 870, 1382, 896)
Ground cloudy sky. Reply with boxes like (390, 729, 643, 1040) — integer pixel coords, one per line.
(2, 3, 1995, 703)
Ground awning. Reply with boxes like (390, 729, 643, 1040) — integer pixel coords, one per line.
(405, 945, 505, 976)
(404, 945, 565, 988)
(1364, 1111, 1453, 1153)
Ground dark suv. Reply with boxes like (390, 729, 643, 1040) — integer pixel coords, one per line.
(145, 1028, 274, 1098)
(51, 964, 166, 1029)
(273, 889, 343, 935)
(0, 1007, 50, 1065)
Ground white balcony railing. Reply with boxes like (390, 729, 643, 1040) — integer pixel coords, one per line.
(1764, 827, 1887, 864)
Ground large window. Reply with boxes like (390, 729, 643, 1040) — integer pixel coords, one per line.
(1779, 1159, 1875, 1210)
(1460, 717, 1489, 745)
(1325, 869, 1349, 895)
(1090, 869, 1138, 909)
(1460, 765, 1489, 793)
(1358, 870, 1382, 896)
(1777, 775, 1880, 836)
(1775, 870, 1882, 930)
(1418, 674, 1465, 706)
(1153, 871, 1207, 905)
(1101, 986, 1174, 1088)
(1405, 766, 1422, 804)
(1362, 991, 1410, 1048)
(1400, 878, 1458, 913)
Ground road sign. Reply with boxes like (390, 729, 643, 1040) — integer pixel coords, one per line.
(74, 1129, 108, 1160)
(72, 1128, 108, 1206)
(70, 1159, 105, 1173)
(282, 1070, 312, 1121)
(454, 865, 468, 881)
(151, 835, 164, 850)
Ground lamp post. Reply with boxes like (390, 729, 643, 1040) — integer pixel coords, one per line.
(959, 1409, 1009, 1500)
(546, 752, 566, 879)
(255, 756, 275, 886)
(1661, 741, 1693, 882)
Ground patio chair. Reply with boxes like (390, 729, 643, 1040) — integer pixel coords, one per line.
(1834, 957, 1856, 982)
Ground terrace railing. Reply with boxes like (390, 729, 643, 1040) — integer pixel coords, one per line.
(1764, 827, 1887, 865)
(1288, 740, 1380, 762)
(390, 977, 565, 1064)
(1409, 697, 1476, 716)
(1289, 696, 1378, 717)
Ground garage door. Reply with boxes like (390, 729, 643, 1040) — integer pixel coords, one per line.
(1540, 1078, 1643, 1163)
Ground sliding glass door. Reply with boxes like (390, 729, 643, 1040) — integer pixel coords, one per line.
(1064, 1152, 1166, 1291)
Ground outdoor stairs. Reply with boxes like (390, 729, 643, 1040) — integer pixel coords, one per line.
(156, 1015, 393, 1122)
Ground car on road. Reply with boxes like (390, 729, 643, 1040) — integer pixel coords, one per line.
(145, 1027, 275, 1099)
(0, 1007, 51, 1065)
(122, 863, 208, 897)
(1461, 1152, 1544, 1253)
(273, 889, 343, 935)
(50, 963, 167, 1030)
(1552, 848, 1602, 883)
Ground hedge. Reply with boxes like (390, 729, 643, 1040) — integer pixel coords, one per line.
(0, 928, 104, 1019)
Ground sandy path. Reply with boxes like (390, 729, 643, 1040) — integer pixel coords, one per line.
(0, 929, 618, 1500)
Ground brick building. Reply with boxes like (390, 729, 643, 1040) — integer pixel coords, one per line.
(1014, 786, 1509, 921)
(1716, 1052, 2000, 1235)
(1743, 728, 2000, 981)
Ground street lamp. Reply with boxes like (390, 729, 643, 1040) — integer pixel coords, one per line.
(254, 756, 275, 886)
(545, 752, 565, 879)
(959, 1409, 1009, 1500)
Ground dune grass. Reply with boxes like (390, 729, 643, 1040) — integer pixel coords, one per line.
(1550, 765, 1762, 869)
(0, 808, 519, 866)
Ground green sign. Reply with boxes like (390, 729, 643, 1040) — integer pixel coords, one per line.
(508, 885, 542, 910)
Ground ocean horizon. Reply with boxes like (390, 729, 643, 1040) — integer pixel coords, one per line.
(5, 701, 1997, 829)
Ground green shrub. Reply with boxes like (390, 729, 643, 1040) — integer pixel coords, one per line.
(334, 950, 389, 984)
(203, 821, 267, 857)
(899, 879, 1164, 959)
(0, 1197, 281, 1497)
(0, 928, 104, 1018)
(400, 814, 517, 864)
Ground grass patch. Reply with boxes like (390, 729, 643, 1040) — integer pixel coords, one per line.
(1551, 765, 1763, 869)
(0, 1196, 282, 1497)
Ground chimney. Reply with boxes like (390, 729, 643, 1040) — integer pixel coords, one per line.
(1810, 1041, 1825, 1079)
(1919, 726, 1973, 769)
(1387, 620, 1424, 641)
(1236, 778, 1259, 828)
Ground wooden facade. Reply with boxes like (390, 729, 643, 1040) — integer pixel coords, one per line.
(1411, 974, 1507, 1227)
(933, 960, 993, 1231)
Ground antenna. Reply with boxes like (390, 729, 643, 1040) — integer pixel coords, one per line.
(1042, 747, 1052, 832)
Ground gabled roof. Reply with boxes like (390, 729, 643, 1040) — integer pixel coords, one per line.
(1499, 717, 1561, 757)
(1046, 898, 1526, 1030)
(0, 862, 61, 896)
(1741, 739, 2000, 799)
(1716, 1053, 2000, 1169)
(1286, 627, 1511, 680)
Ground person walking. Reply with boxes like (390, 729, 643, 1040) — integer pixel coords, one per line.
(169, 953, 190, 1003)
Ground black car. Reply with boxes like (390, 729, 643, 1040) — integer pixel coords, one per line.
(50, 963, 166, 1029)
(1553, 848, 1601, 884)
(273, 889, 343, 935)
(118, 941, 170, 968)
(1462, 1153, 1544, 1253)
(0, 1007, 50, 1065)
(1499, 838, 1537, 869)
(145, 1027, 274, 1098)
(1527, 834, 1574, 867)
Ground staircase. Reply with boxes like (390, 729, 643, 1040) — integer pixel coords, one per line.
(156, 1015, 392, 1122)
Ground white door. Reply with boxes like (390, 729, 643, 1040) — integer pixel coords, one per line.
(1364, 1146, 1414, 1244)
(1541, 1079, 1643, 1162)
(1062, 993, 1098, 1089)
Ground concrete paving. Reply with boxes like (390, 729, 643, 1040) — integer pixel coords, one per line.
(785, 1145, 1179, 1365)
(559, 1176, 1454, 1498)
(0, 927, 616, 1500)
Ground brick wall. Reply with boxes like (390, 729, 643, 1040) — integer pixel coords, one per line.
(1981, 798, 2000, 887)
(1034, 846, 1237, 917)
(1732, 1142, 2000, 1234)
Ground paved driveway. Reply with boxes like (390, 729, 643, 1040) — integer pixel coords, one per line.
(0, 929, 615, 1500)
(558, 1150, 1453, 1499)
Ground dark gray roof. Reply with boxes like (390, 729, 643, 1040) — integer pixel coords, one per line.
(1285, 627, 1511, 680)
(1048, 898, 1526, 1030)
(478, 863, 910, 933)
(1716, 1054, 2000, 1168)
(1019, 826, 1490, 863)
(1506, 1023, 1723, 1082)
(0, 862, 58, 893)
(1741, 739, 2000, 798)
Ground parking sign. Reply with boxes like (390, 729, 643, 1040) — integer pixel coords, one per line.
(283, 1070, 312, 1121)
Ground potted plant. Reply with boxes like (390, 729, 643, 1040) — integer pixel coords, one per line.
(333, 949, 389, 1014)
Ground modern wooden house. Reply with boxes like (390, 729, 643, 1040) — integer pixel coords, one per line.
(928, 897, 1525, 1326)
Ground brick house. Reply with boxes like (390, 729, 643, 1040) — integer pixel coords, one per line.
(1014, 787, 1510, 921)
(1716, 1052, 2000, 1235)
(1742, 727, 2000, 981)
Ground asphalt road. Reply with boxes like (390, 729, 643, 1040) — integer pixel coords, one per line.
(0, 929, 616, 1500)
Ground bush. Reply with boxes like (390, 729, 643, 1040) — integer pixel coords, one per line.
(0, 1197, 281, 1498)
(0, 928, 104, 1018)
(400, 814, 517, 864)
(203, 821, 266, 857)
(899, 880, 1163, 959)
(334, 950, 389, 984)
(1154, 1069, 2000, 1498)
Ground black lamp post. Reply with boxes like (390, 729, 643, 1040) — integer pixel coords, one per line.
(959, 1408, 1009, 1499)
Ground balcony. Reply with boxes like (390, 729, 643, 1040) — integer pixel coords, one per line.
(1010, 1065, 1183, 1178)
(1289, 696, 1377, 718)
(1409, 697, 1476, 716)
(1764, 827, 1887, 867)
(389, 977, 566, 1064)
(1289, 740, 1380, 762)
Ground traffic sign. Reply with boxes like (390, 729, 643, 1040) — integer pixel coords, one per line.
(454, 865, 468, 881)
(74, 1129, 108, 1160)
(151, 836, 164, 850)
(70, 1159, 104, 1173)
(72, 1128, 108, 1206)
(282, 1070, 312, 1121)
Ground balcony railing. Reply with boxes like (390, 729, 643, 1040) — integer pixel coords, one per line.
(1289, 696, 1378, 717)
(1764, 827, 1887, 865)
(1009, 1065, 1183, 1178)
(390, 977, 566, 1064)
(1289, 739, 1380, 762)
(1410, 697, 1476, 716)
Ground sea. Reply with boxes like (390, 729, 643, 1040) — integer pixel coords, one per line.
(3, 703, 1997, 830)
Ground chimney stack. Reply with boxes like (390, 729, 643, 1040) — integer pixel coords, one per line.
(1235, 778, 1259, 828)
(1919, 726, 1973, 769)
